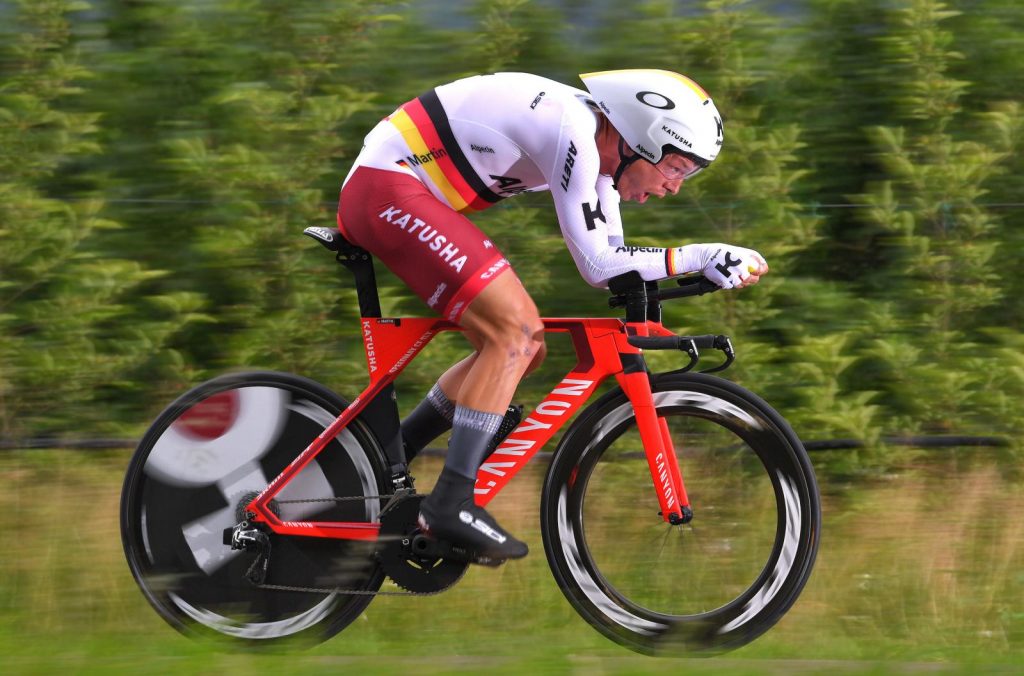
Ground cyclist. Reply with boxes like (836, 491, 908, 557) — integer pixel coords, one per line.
(337, 69, 768, 563)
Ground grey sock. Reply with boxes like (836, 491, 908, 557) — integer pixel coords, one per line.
(400, 384, 455, 462)
(426, 383, 455, 421)
(445, 405, 503, 480)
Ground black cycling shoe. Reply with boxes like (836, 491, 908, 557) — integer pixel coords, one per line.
(418, 498, 528, 563)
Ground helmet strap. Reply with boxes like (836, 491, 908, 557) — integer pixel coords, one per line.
(612, 136, 642, 189)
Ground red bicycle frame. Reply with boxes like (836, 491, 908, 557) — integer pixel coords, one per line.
(245, 315, 690, 540)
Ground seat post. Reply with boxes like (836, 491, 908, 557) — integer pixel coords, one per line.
(336, 242, 383, 319)
(332, 237, 411, 485)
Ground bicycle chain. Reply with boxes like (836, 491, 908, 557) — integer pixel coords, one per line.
(252, 581, 449, 597)
(245, 491, 457, 596)
(273, 495, 387, 504)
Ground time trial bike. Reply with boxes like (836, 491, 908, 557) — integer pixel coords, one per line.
(120, 226, 820, 655)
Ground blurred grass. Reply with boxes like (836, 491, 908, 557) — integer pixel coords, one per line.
(2, 450, 1023, 674)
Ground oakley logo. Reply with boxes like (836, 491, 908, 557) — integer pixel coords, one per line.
(636, 90, 675, 110)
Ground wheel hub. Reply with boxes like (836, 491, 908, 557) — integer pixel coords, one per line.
(233, 490, 281, 522)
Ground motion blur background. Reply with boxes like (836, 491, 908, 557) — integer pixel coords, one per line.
(2, 0, 1022, 671)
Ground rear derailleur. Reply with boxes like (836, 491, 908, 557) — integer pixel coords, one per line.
(224, 521, 272, 585)
(223, 490, 280, 585)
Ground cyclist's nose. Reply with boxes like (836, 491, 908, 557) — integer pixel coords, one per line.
(665, 178, 683, 195)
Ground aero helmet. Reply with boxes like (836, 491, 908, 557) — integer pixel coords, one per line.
(580, 69, 723, 178)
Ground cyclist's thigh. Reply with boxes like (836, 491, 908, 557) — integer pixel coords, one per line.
(459, 272, 542, 341)
(339, 166, 511, 322)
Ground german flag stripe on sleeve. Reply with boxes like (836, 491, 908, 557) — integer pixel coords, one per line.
(389, 90, 504, 213)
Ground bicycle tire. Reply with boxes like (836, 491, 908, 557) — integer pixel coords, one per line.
(541, 372, 820, 655)
(120, 371, 389, 645)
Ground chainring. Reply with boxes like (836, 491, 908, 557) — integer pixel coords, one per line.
(377, 494, 468, 593)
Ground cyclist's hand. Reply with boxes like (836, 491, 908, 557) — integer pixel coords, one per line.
(674, 243, 769, 289)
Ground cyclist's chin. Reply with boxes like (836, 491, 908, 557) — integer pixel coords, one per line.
(618, 188, 648, 204)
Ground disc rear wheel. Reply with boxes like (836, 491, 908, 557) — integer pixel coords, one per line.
(120, 371, 388, 645)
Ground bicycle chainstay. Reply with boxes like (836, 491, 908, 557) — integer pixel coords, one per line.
(247, 490, 465, 597)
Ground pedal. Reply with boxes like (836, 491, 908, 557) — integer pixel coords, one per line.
(410, 533, 507, 568)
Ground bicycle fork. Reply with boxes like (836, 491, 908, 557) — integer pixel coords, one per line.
(616, 370, 693, 525)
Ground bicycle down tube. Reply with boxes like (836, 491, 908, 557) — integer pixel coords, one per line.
(245, 315, 691, 539)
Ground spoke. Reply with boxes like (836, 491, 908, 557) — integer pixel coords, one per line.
(683, 524, 707, 554)
(656, 524, 674, 559)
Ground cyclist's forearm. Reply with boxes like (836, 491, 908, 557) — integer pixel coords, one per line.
(564, 238, 674, 288)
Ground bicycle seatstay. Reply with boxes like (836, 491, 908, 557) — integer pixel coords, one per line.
(248, 317, 454, 540)
(247, 312, 690, 540)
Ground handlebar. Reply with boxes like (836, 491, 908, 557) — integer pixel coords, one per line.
(606, 273, 734, 371)
(607, 271, 720, 324)
(608, 274, 719, 309)
(664, 274, 722, 299)
(626, 334, 732, 351)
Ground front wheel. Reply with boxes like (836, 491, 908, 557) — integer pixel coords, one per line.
(120, 371, 389, 645)
(541, 373, 820, 655)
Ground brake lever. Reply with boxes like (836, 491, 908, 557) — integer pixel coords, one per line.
(700, 336, 735, 373)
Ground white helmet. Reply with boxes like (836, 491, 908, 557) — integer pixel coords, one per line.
(580, 69, 723, 170)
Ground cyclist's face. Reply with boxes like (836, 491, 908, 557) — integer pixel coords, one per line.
(617, 155, 686, 204)
(654, 153, 703, 181)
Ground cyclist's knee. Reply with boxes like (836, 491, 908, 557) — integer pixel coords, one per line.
(485, 310, 543, 370)
(523, 338, 547, 377)
(460, 272, 545, 372)
(466, 300, 542, 371)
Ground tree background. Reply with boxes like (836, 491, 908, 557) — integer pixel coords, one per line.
(3, 0, 1024, 668)
(2, 0, 1021, 459)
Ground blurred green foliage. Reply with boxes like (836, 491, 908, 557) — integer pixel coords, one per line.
(1, 0, 1021, 458)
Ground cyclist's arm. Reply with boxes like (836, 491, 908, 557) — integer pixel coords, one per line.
(598, 175, 625, 247)
(549, 129, 672, 288)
